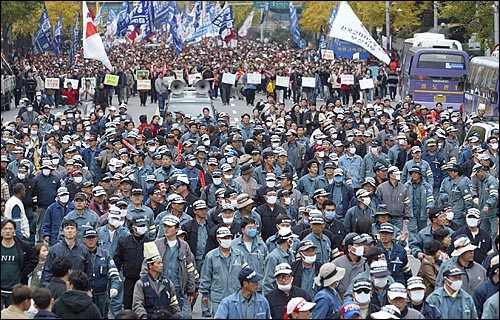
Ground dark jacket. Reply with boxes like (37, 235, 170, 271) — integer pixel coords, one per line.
(33, 310, 61, 319)
(448, 225, 493, 264)
(265, 286, 311, 320)
(3, 237, 39, 285)
(52, 290, 101, 319)
(291, 259, 322, 290)
(114, 234, 151, 280)
(256, 203, 287, 241)
(181, 218, 216, 260)
(205, 222, 241, 254)
(47, 277, 67, 300)
(407, 301, 442, 319)
(472, 278, 499, 318)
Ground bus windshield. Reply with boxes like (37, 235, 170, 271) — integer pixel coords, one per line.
(416, 53, 466, 70)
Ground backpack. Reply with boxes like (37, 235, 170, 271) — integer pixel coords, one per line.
(142, 125, 153, 140)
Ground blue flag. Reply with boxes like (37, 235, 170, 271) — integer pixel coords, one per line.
(53, 11, 62, 58)
(289, 2, 301, 47)
(116, 1, 131, 36)
(142, 1, 155, 41)
(108, 8, 116, 23)
(212, 5, 234, 44)
(168, 1, 182, 55)
(193, 1, 202, 30)
(67, 12, 80, 70)
(153, 1, 169, 27)
(328, 4, 339, 29)
(260, 1, 269, 25)
(33, 4, 53, 56)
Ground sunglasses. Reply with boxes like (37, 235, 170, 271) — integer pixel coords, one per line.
(354, 289, 370, 294)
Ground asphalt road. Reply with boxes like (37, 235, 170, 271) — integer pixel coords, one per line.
(4, 90, 421, 318)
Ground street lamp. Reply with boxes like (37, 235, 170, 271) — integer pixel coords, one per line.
(386, 1, 390, 51)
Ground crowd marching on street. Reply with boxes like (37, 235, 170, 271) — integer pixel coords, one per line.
(1, 36, 499, 320)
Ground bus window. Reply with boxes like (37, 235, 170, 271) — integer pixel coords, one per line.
(416, 53, 465, 69)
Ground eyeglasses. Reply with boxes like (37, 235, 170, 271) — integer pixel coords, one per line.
(354, 289, 370, 294)
(276, 274, 291, 280)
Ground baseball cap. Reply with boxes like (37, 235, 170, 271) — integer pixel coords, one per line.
(216, 226, 232, 238)
(356, 189, 370, 198)
(309, 215, 325, 224)
(411, 146, 422, 153)
(162, 215, 180, 227)
(407, 276, 426, 290)
(334, 168, 343, 176)
(83, 228, 98, 238)
(92, 186, 106, 197)
(286, 297, 316, 316)
(131, 188, 143, 195)
(466, 208, 481, 219)
(379, 222, 395, 233)
(443, 266, 466, 277)
(298, 240, 317, 252)
(57, 187, 69, 196)
(192, 200, 207, 210)
(370, 260, 391, 278)
(374, 163, 387, 171)
(74, 192, 88, 201)
(132, 214, 147, 227)
(371, 305, 401, 319)
(238, 268, 263, 283)
(387, 282, 407, 300)
(343, 232, 364, 246)
(339, 301, 361, 319)
(274, 263, 293, 277)
(353, 278, 372, 291)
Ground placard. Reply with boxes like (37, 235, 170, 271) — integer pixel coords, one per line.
(359, 78, 374, 90)
(103, 74, 119, 86)
(301, 77, 316, 88)
(165, 76, 175, 88)
(137, 79, 151, 90)
(246, 73, 261, 84)
(44, 77, 60, 89)
(276, 76, 290, 88)
(81, 77, 96, 89)
(353, 52, 360, 60)
(222, 73, 236, 85)
(188, 73, 202, 85)
(63, 78, 80, 89)
(340, 74, 354, 85)
(321, 49, 335, 60)
(136, 70, 150, 79)
(174, 69, 184, 80)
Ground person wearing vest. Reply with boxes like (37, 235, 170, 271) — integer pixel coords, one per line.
(4, 183, 29, 240)
(133, 241, 181, 319)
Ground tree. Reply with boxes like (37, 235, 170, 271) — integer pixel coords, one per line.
(300, 1, 338, 33)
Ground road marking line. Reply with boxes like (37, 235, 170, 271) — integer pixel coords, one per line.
(232, 109, 237, 114)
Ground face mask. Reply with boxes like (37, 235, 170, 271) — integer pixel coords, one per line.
(451, 117, 458, 123)
(347, 136, 354, 142)
(189, 160, 197, 167)
(75, 114, 80, 119)
(213, 178, 222, 185)
(355, 292, 371, 304)
(316, 140, 323, 146)
(284, 198, 291, 205)
(398, 139, 406, 145)
(219, 239, 232, 248)
(109, 219, 123, 228)
(52, 159, 59, 165)
(31, 130, 38, 135)
(272, 143, 280, 149)
(491, 143, 498, 150)
(437, 143, 443, 149)
(121, 114, 127, 120)
(231, 200, 238, 208)
(267, 196, 277, 204)
(466, 218, 479, 227)
(334, 176, 343, 183)
(223, 217, 234, 225)
(42, 169, 51, 176)
(351, 246, 364, 257)
(277, 283, 292, 292)
(302, 254, 316, 264)
(363, 118, 370, 124)
(18, 173, 26, 180)
(318, 151, 325, 158)
(109, 165, 116, 172)
(224, 174, 233, 180)
(448, 279, 463, 291)
(362, 197, 371, 206)
(246, 228, 257, 238)
(53, 125, 60, 131)
(167, 240, 177, 247)
(61, 121, 67, 126)
(226, 156, 234, 164)
(59, 195, 70, 203)
(410, 290, 425, 303)
(394, 173, 401, 181)
(149, 146, 156, 153)
(120, 209, 128, 216)
(74, 176, 83, 184)
(303, 218, 309, 225)
(373, 277, 388, 288)
(75, 141, 82, 147)
(325, 211, 335, 220)
(23, 128, 29, 133)
(349, 147, 357, 155)
(25, 141, 30, 147)
(446, 211, 454, 221)
(136, 226, 147, 235)
(371, 147, 378, 154)
(27, 107, 33, 112)
(266, 121, 273, 127)
(86, 126, 92, 131)
(266, 181, 275, 188)
(37, 96, 42, 101)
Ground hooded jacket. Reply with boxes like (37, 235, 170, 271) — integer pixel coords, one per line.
(52, 290, 101, 319)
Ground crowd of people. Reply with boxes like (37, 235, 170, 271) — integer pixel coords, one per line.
(1, 36, 499, 320)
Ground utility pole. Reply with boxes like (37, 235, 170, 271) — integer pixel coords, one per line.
(494, 1, 499, 46)
(433, 1, 438, 32)
(386, 1, 391, 51)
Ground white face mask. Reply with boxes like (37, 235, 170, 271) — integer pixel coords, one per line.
(75, 114, 80, 119)
(318, 151, 325, 158)
(351, 246, 364, 257)
(491, 143, 498, 150)
(437, 142, 443, 149)
(362, 197, 371, 206)
(17, 173, 26, 180)
(448, 279, 463, 291)
(109, 219, 123, 228)
(370, 147, 378, 154)
(226, 156, 234, 164)
(393, 173, 401, 181)
(98, 112, 104, 117)
(223, 217, 234, 225)
(23, 128, 29, 133)
(37, 96, 42, 101)
(284, 198, 291, 205)
(446, 211, 454, 221)
(61, 121, 67, 126)
(302, 254, 317, 264)
(224, 174, 233, 180)
(316, 140, 323, 145)
(267, 196, 277, 204)
(363, 118, 370, 124)
(42, 169, 51, 176)
(203, 140, 210, 146)
(349, 147, 356, 155)
(354, 292, 371, 304)
(31, 130, 38, 135)
(149, 146, 156, 153)
(27, 107, 33, 112)
(466, 218, 479, 227)
(52, 159, 59, 165)
(266, 181, 275, 188)
(189, 160, 197, 167)
(272, 143, 280, 149)
(74, 176, 83, 184)
(109, 165, 116, 172)
(53, 125, 60, 131)
(213, 178, 222, 185)
(135, 226, 147, 235)
(74, 141, 81, 147)
(347, 136, 354, 142)
(409, 290, 425, 303)
(398, 139, 406, 145)
(277, 283, 292, 292)
(373, 277, 388, 288)
(59, 195, 70, 203)
(219, 239, 232, 249)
